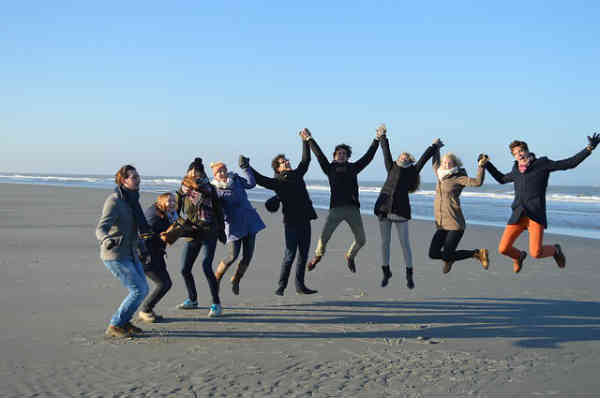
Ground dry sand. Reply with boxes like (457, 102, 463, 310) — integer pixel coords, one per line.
(1, 183, 600, 397)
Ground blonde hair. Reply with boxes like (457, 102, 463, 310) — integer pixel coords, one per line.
(441, 153, 463, 168)
(398, 152, 416, 163)
(155, 192, 173, 215)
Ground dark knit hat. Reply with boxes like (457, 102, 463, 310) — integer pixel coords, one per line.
(187, 157, 204, 173)
(265, 195, 281, 213)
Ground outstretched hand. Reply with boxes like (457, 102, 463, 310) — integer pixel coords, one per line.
(588, 132, 600, 151)
(433, 138, 444, 149)
(375, 124, 386, 140)
(477, 153, 489, 167)
(299, 128, 312, 141)
(239, 155, 250, 169)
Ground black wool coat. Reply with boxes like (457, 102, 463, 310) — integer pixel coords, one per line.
(251, 140, 317, 225)
(374, 137, 435, 220)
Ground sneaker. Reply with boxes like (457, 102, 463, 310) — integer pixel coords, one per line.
(474, 249, 489, 270)
(275, 287, 285, 296)
(442, 260, 454, 274)
(125, 322, 143, 335)
(381, 266, 392, 287)
(105, 324, 132, 338)
(177, 299, 198, 310)
(208, 304, 222, 317)
(406, 267, 415, 290)
(553, 244, 566, 269)
(513, 251, 527, 273)
(296, 286, 318, 295)
(307, 255, 322, 271)
(138, 311, 156, 323)
(345, 254, 357, 273)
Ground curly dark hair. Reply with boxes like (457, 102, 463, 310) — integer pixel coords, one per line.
(271, 154, 286, 174)
(333, 144, 352, 159)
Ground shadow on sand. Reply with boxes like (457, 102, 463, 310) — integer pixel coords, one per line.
(142, 297, 600, 349)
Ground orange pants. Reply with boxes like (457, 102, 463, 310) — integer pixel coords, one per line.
(498, 216, 556, 260)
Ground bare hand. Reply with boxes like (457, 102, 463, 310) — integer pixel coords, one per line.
(477, 153, 489, 167)
(433, 138, 444, 148)
(376, 124, 386, 140)
(299, 128, 312, 141)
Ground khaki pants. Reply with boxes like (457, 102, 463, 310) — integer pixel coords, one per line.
(315, 206, 366, 259)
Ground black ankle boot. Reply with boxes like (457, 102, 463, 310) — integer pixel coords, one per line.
(381, 266, 392, 287)
(406, 267, 414, 289)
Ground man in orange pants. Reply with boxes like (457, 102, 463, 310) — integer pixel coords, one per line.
(484, 133, 599, 273)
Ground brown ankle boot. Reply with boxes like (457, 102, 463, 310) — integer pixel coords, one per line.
(473, 249, 489, 270)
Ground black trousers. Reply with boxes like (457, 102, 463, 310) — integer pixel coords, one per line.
(279, 221, 311, 290)
(142, 252, 173, 313)
(428, 229, 476, 262)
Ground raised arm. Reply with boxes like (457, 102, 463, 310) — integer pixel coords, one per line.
(457, 165, 485, 187)
(432, 145, 441, 174)
(546, 143, 593, 172)
(380, 136, 394, 172)
(249, 166, 279, 191)
(415, 144, 437, 173)
(307, 137, 331, 175)
(297, 130, 312, 176)
(353, 139, 379, 174)
(484, 160, 514, 184)
(238, 156, 257, 189)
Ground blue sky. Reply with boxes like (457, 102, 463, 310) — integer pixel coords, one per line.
(2, 1, 599, 184)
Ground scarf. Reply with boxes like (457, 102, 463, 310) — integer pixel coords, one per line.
(518, 154, 534, 173)
(181, 180, 215, 224)
(211, 173, 235, 190)
(437, 166, 460, 181)
(396, 160, 414, 168)
(116, 186, 151, 235)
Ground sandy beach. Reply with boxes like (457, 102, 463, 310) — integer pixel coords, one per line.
(2, 182, 600, 397)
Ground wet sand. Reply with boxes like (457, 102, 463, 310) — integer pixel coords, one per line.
(2, 183, 600, 397)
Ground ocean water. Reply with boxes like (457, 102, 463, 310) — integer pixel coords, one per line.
(1, 172, 599, 240)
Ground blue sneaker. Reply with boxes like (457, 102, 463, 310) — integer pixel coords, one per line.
(177, 299, 198, 310)
(208, 304, 222, 317)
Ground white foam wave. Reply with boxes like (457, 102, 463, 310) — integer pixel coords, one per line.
(0, 174, 102, 183)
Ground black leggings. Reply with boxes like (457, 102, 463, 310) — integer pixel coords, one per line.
(142, 254, 172, 313)
(429, 229, 476, 262)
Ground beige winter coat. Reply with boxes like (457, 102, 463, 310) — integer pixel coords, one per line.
(432, 155, 485, 231)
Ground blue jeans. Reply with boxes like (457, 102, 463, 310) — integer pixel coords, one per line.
(103, 257, 149, 327)
(180, 237, 219, 304)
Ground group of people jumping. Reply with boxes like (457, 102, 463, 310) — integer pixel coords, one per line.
(96, 126, 599, 338)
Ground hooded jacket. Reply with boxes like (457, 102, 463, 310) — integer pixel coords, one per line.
(432, 150, 485, 231)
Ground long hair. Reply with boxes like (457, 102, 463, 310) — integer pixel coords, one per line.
(441, 153, 463, 168)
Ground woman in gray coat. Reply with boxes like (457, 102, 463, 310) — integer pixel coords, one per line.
(96, 165, 151, 338)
